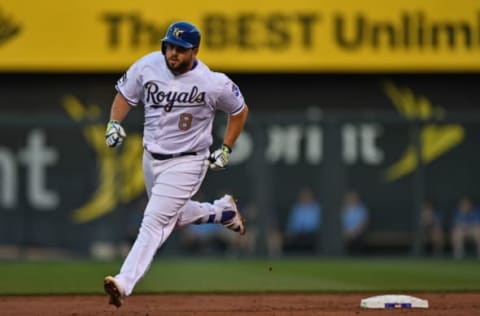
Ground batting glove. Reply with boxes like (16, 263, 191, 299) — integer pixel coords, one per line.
(105, 120, 126, 147)
(209, 144, 232, 171)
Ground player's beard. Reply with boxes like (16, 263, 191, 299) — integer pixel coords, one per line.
(165, 56, 192, 75)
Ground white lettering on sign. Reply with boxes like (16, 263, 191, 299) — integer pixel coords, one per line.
(263, 124, 383, 165)
(343, 124, 384, 165)
(0, 129, 59, 210)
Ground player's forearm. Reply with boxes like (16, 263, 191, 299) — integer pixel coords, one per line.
(110, 93, 131, 122)
(223, 104, 249, 149)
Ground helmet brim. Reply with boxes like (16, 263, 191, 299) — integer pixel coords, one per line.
(162, 37, 195, 49)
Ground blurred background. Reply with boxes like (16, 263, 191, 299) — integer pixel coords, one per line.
(1, 0, 480, 262)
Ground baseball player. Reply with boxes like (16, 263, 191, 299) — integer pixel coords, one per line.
(103, 21, 249, 308)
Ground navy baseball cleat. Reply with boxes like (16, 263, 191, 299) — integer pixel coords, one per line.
(104, 276, 125, 308)
(216, 194, 246, 235)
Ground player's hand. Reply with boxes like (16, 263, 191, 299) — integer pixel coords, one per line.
(209, 144, 232, 171)
(105, 120, 126, 147)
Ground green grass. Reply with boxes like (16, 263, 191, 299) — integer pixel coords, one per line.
(0, 258, 479, 295)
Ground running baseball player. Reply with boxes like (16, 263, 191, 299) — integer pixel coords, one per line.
(103, 21, 249, 308)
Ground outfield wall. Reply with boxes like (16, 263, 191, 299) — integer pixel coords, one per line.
(0, 73, 479, 258)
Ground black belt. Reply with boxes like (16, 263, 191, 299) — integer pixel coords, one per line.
(150, 151, 197, 160)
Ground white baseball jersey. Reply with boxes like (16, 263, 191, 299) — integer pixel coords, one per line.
(116, 52, 245, 154)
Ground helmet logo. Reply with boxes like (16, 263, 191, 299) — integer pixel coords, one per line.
(172, 28, 184, 39)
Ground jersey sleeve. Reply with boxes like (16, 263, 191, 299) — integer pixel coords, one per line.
(215, 78, 245, 115)
(115, 60, 144, 106)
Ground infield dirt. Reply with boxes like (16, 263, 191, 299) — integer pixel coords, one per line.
(0, 293, 479, 315)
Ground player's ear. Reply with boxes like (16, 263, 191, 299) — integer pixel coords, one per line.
(192, 48, 199, 56)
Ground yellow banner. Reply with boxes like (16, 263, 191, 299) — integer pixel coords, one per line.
(1, 0, 480, 72)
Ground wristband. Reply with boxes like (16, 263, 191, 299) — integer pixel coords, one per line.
(222, 144, 232, 153)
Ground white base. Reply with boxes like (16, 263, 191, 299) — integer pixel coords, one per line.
(361, 294, 429, 309)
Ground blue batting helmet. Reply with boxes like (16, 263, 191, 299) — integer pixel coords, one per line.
(161, 21, 201, 54)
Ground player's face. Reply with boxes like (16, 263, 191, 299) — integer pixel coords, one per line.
(164, 43, 198, 75)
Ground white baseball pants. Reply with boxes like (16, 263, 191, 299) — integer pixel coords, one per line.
(114, 150, 217, 296)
